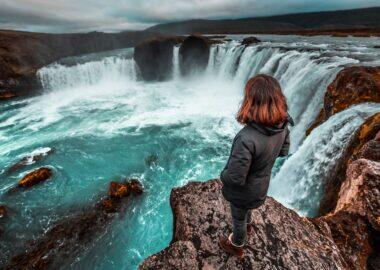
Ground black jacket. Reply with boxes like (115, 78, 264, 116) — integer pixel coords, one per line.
(221, 117, 293, 209)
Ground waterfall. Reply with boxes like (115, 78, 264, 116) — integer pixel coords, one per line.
(172, 46, 180, 80)
(268, 103, 380, 216)
(205, 42, 359, 151)
(37, 56, 138, 91)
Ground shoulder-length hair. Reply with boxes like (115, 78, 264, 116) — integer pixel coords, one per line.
(237, 74, 288, 126)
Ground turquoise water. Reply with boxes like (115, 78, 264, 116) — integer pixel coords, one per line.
(0, 77, 242, 269)
(1, 35, 379, 269)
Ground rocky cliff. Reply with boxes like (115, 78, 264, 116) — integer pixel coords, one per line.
(0, 30, 158, 98)
(140, 129, 380, 269)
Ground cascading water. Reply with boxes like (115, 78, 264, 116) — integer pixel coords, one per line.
(1, 35, 379, 269)
(172, 46, 180, 80)
(37, 56, 138, 91)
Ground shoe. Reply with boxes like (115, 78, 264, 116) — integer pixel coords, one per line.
(219, 234, 244, 258)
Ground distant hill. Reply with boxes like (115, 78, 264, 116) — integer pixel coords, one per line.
(146, 7, 380, 35)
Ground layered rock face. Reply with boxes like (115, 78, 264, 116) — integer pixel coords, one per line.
(0, 30, 157, 97)
(140, 180, 346, 270)
(306, 66, 380, 135)
(179, 35, 210, 76)
(319, 113, 380, 215)
(316, 132, 380, 270)
(134, 37, 182, 81)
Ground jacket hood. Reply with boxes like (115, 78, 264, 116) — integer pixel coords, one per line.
(248, 115, 294, 136)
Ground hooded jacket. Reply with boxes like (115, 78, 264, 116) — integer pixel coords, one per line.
(220, 117, 293, 209)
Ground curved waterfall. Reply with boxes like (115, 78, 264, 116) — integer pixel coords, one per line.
(1, 35, 379, 269)
(37, 56, 138, 91)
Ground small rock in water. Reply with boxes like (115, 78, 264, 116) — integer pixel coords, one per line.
(130, 179, 144, 195)
(0, 205, 7, 219)
(0, 91, 17, 100)
(145, 154, 158, 166)
(108, 181, 130, 198)
(7, 147, 54, 174)
(18, 167, 53, 188)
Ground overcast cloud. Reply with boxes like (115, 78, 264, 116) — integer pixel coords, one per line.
(0, 0, 379, 33)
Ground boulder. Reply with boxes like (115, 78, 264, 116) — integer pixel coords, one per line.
(306, 66, 380, 135)
(140, 180, 346, 269)
(18, 167, 53, 188)
(241, 36, 261, 46)
(0, 91, 18, 101)
(134, 37, 182, 81)
(318, 113, 380, 215)
(6, 147, 54, 174)
(179, 35, 210, 76)
(4, 179, 144, 269)
(0, 205, 7, 219)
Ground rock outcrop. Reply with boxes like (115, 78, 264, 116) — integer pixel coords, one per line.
(306, 66, 380, 135)
(315, 132, 380, 270)
(4, 179, 143, 269)
(241, 36, 261, 46)
(179, 35, 210, 76)
(140, 180, 347, 270)
(134, 37, 182, 81)
(18, 167, 53, 188)
(0, 30, 158, 97)
(319, 113, 380, 215)
(6, 148, 54, 174)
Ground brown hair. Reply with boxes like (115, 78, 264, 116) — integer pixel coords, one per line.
(237, 74, 288, 126)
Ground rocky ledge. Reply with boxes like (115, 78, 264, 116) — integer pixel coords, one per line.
(140, 131, 380, 270)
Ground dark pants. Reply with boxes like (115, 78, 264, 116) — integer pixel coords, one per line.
(230, 203, 252, 246)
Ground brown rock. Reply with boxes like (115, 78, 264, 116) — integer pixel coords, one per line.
(179, 35, 210, 76)
(317, 211, 372, 270)
(0, 91, 17, 100)
(140, 241, 198, 270)
(319, 113, 380, 215)
(335, 158, 380, 230)
(241, 36, 261, 45)
(306, 66, 380, 135)
(4, 179, 143, 269)
(7, 148, 54, 174)
(18, 167, 52, 188)
(108, 181, 130, 198)
(0, 205, 7, 219)
(134, 36, 183, 81)
(140, 180, 346, 269)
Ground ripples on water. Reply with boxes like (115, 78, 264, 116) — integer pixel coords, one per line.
(0, 34, 379, 269)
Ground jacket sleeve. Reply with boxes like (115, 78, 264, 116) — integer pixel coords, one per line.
(279, 128, 290, 157)
(220, 135, 253, 186)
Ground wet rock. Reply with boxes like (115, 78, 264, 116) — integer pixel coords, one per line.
(18, 167, 53, 188)
(316, 211, 372, 270)
(108, 181, 130, 198)
(6, 147, 54, 174)
(306, 66, 380, 135)
(319, 113, 380, 215)
(134, 37, 183, 81)
(140, 241, 198, 270)
(241, 36, 261, 46)
(4, 179, 143, 269)
(140, 180, 346, 269)
(179, 35, 210, 76)
(335, 158, 380, 230)
(0, 91, 17, 101)
(0, 205, 7, 219)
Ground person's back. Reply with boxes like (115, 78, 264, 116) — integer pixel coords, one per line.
(219, 74, 292, 257)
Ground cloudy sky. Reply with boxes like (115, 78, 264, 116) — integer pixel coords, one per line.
(0, 0, 379, 33)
